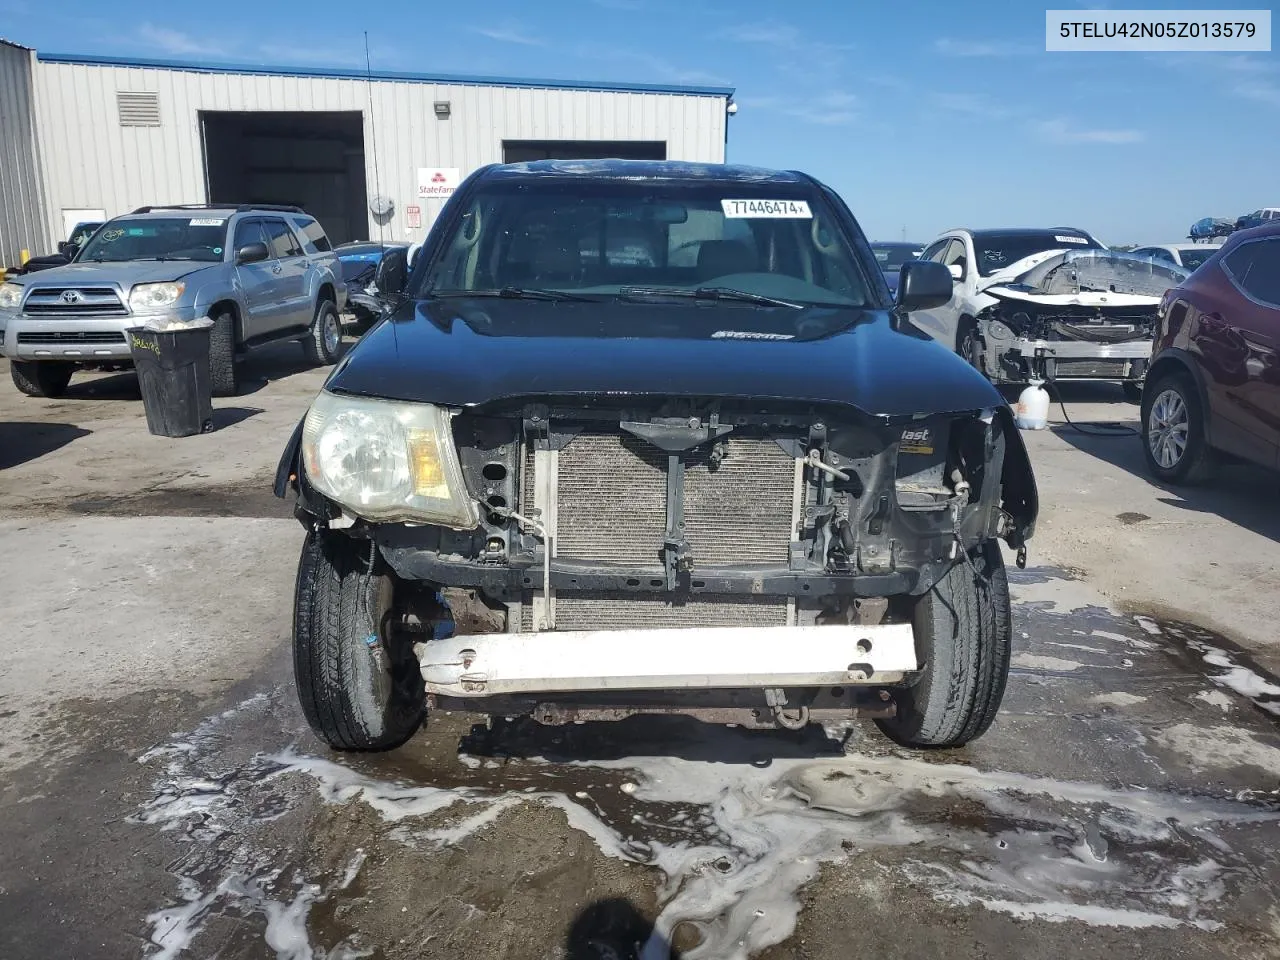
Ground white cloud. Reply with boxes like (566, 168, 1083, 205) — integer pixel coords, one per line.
(1233, 80, 1280, 105)
(745, 90, 857, 126)
(934, 92, 1012, 120)
(472, 23, 545, 46)
(572, 45, 731, 87)
(934, 37, 1033, 57)
(1034, 118, 1143, 144)
(138, 24, 208, 57)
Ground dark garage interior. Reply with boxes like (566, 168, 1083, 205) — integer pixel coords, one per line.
(502, 140, 667, 163)
(201, 110, 369, 246)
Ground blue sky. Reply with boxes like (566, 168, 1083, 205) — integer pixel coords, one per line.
(6, 0, 1277, 243)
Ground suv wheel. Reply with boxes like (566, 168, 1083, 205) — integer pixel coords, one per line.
(303, 298, 341, 366)
(209, 310, 238, 397)
(1141, 372, 1216, 484)
(875, 540, 1010, 748)
(10, 360, 75, 398)
(293, 531, 427, 751)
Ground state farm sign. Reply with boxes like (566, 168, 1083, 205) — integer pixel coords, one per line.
(418, 167, 460, 199)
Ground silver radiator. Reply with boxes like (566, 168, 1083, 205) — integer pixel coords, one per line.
(519, 429, 801, 631)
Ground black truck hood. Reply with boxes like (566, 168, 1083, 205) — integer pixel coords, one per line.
(326, 298, 1002, 420)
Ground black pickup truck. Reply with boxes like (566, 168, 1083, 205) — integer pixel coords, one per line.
(275, 159, 1038, 753)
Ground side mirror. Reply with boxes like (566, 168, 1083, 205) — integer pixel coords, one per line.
(896, 260, 954, 312)
(373, 250, 408, 296)
(947, 263, 964, 281)
(236, 242, 269, 265)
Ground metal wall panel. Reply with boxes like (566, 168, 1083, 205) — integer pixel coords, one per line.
(32, 60, 729, 245)
(0, 41, 50, 266)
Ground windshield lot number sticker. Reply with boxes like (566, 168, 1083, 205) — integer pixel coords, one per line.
(1054, 235, 1089, 244)
(722, 199, 812, 219)
(189, 218, 226, 226)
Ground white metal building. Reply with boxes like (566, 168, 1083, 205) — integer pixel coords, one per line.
(0, 41, 734, 265)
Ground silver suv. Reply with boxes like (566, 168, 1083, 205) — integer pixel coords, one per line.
(0, 204, 346, 398)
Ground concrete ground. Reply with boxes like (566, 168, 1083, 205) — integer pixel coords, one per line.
(1, 354, 1278, 960)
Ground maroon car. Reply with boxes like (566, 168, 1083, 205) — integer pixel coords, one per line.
(1141, 223, 1280, 483)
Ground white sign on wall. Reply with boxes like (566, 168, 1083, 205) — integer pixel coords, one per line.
(418, 168, 460, 199)
(406, 205, 422, 229)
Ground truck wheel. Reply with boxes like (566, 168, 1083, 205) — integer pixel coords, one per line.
(303, 298, 341, 366)
(209, 310, 238, 397)
(293, 531, 426, 751)
(1141, 371, 1216, 484)
(876, 541, 1010, 748)
(10, 360, 74, 398)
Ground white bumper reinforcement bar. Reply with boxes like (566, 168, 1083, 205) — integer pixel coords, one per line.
(418, 623, 919, 697)
(1008, 338, 1153, 360)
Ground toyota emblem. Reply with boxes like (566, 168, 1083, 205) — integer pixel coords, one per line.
(60, 290, 83, 304)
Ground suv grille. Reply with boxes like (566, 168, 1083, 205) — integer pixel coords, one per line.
(24, 287, 127, 317)
(16, 331, 126, 344)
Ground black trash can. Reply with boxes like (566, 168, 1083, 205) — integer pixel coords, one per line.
(127, 325, 214, 438)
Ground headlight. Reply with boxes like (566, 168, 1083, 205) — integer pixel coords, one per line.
(0, 283, 22, 311)
(301, 391, 479, 528)
(128, 281, 186, 311)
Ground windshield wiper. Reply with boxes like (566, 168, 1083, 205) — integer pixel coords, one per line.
(429, 287, 599, 302)
(617, 286, 803, 309)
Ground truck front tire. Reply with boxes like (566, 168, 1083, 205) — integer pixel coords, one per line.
(10, 360, 74, 398)
(876, 541, 1010, 748)
(293, 531, 427, 751)
(209, 310, 238, 397)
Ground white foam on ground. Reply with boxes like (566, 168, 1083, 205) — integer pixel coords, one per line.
(1183, 640, 1280, 716)
(134, 694, 1278, 959)
(1009, 576, 1097, 613)
(1092, 629, 1158, 652)
(1156, 724, 1280, 775)
(1012, 653, 1085, 672)
(1195, 690, 1234, 713)
(1134, 616, 1163, 636)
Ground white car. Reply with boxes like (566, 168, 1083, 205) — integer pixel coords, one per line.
(909, 227, 1188, 394)
(1129, 242, 1222, 272)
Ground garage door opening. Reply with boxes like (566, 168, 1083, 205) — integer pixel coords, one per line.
(200, 111, 368, 246)
(502, 140, 666, 163)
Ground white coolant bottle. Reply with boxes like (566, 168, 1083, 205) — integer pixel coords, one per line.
(1015, 379, 1049, 430)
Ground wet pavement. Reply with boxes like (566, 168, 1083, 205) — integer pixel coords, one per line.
(3, 366, 1280, 959)
(3, 566, 1280, 960)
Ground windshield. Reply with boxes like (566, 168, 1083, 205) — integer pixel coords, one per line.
(418, 180, 875, 308)
(870, 244, 922, 270)
(1179, 248, 1217, 270)
(974, 231, 1101, 277)
(78, 217, 229, 262)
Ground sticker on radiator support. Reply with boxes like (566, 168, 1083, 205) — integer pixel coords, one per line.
(711, 330, 795, 340)
(899, 426, 934, 455)
(721, 198, 812, 219)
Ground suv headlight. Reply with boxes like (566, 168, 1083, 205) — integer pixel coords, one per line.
(0, 282, 22, 311)
(128, 281, 186, 311)
(301, 391, 479, 528)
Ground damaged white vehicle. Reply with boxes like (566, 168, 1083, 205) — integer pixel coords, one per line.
(910, 228, 1189, 397)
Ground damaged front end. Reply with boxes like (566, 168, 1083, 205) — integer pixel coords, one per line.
(278, 394, 1037, 722)
(974, 250, 1188, 383)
